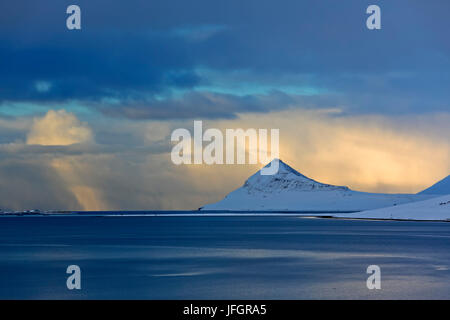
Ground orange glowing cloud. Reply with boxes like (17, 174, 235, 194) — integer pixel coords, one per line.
(27, 109, 93, 146)
(197, 109, 450, 194)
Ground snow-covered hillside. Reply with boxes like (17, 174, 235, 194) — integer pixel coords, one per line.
(201, 159, 433, 211)
(418, 175, 450, 195)
(335, 194, 450, 221)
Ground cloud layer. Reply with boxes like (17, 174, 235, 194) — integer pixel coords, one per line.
(1, 1, 450, 118)
(27, 110, 93, 146)
(0, 1, 448, 210)
(0, 109, 448, 211)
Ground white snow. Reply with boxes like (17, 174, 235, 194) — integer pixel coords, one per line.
(418, 175, 450, 195)
(201, 159, 434, 212)
(335, 194, 450, 221)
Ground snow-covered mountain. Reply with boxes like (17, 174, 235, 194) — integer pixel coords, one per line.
(201, 159, 433, 211)
(335, 194, 450, 221)
(418, 175, 450, 195)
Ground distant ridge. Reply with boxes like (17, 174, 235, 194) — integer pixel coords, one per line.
(418, 175, 450, 195)
(336, 194, 450, 221)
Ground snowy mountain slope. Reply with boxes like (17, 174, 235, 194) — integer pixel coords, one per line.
(418, 175, 450, 195)
(240, 158, 349, 194)
(201, 159, 433, 211)
(335, 194, 450, 221)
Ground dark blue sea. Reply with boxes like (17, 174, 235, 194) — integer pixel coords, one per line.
(0, 214, 449, 299)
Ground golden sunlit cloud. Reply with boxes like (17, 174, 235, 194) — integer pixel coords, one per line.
(27, 109, 93, 146)
(1, 108, 448, 211)
(24, 109, 99, 209)
(194, 109, 450, 194)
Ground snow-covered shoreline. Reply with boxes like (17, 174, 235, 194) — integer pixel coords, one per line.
(334, 194, 450, 221)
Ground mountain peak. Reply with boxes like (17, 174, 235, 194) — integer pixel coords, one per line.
(244, 158, 349, 194)
(262, 158, 311, 177)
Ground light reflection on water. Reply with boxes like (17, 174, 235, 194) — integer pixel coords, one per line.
(0, 216, 449, 299)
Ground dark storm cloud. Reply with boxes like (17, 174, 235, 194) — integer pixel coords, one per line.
(0, 0, 449, 117)
(96, 91, 300, 120)
(0, 30, 200, 102)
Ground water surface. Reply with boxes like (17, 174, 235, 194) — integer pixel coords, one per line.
(0, 215, 449, 299)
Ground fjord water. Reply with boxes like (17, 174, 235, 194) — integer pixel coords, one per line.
(0, 215, 449, 299)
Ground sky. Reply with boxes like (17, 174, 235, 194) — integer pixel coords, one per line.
(0, 0, 449, 210)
